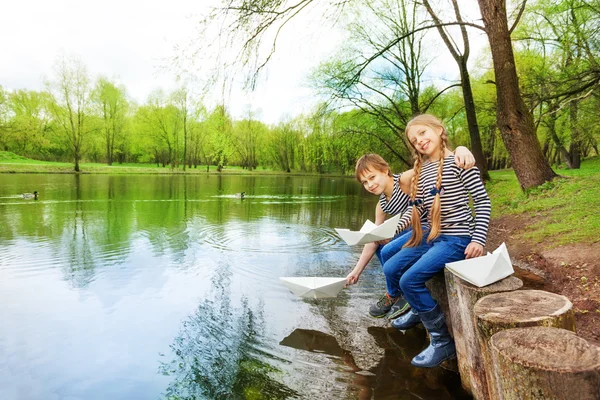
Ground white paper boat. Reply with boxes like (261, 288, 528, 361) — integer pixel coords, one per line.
(279, 277, 347, 299)
(445, 242, 514, 287)
(334, 214, 401, 246)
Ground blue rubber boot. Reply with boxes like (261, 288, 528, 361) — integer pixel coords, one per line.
(411, 303, 456, 368)
(391, 308, 421, 330)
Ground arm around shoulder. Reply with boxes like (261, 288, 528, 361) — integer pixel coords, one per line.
(454, 146, 476, 169)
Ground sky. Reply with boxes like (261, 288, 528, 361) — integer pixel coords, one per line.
(1, 0, 489, 124)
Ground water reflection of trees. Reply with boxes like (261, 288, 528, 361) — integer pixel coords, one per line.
(0, 174, 369, 286)
(159, 264, 298, 400)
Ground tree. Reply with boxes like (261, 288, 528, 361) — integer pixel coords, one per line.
(46, 56, 95, 172)
(516, 0, 600, 169)
(138, 89, 181, 168)
(172, 87, 192, 171)
(231, 108, 265, 170)
(267, 121, 299, 172)
(476, 0, 557, 189)
(206, 105, 234, 171)
(94, 77, 128, 165)
(6, 89, 52, 158)
(0, 85, 11, 151)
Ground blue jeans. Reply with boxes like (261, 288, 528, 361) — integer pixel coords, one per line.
(377, 229, 412, 265)
(399, 235, 471, 312)
(380, 230, 432, 298)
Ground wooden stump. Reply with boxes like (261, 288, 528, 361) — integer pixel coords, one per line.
(490, 327, 600, 400)
(444, 269, 523, 399)
(475, 290, 576, 400)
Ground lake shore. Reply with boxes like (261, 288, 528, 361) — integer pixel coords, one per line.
(0, 162, 349, 176)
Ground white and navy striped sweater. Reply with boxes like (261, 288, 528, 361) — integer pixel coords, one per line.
(379, 174, 429, 227)
(396, 154, 491, 246)
(379, 174, 409, 215)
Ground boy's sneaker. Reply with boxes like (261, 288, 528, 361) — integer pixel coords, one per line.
(387, 297, 411, 320)
(369, 293, 399, 318)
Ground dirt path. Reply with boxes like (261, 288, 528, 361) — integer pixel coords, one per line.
(487, 216, 600, 344)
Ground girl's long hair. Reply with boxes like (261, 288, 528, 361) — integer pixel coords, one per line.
(404, 114, 449, 247)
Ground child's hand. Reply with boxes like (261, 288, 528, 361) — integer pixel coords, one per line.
(346, 270, 360, 287)
(454, 147, 475, 169)
(375, 238, 391, 245)
(464, 242, 484, 259)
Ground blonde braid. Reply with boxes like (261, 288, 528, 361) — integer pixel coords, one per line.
(428, 131, 448, 242)
(405, 155, 423, 248)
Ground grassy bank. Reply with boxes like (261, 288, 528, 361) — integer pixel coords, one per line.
(486, 156, 600, 247)
(0, 152, 332, 176)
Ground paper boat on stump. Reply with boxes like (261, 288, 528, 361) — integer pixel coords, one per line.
(279, 277, 347, 299)
(335, 214, 401, 246)
(445, 242, 514, 287)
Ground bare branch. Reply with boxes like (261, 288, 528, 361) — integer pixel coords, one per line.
(509, 1, 528, 35)
(420, 83, 462, 112)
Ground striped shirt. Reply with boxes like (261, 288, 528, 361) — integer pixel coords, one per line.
(382, 173, 429, 228)
(379, 174, 409, 215)
(397, 154, 491, 246)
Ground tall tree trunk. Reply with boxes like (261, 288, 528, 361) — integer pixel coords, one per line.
(477, 0, 556, 190)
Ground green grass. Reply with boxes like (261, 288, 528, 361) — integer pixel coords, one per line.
(486, 156, 600, 247)
(0, 152, 333, 176)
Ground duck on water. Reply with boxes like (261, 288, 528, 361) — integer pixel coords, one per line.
(21, 191, 39, 200)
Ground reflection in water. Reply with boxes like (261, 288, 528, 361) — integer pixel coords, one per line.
(280, 328, 470, 400)
(160, 264, 299, 399)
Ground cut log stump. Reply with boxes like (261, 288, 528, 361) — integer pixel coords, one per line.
(475, 290, 576, 400)
(444, 269, 523, 398)
(490, 327, 600, 400)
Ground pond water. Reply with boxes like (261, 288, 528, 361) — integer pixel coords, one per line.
(0, 174, 469, 399)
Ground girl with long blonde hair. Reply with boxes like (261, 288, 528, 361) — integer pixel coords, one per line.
(383, 114, 491, 368)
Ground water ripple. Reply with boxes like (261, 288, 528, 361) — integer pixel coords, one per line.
(200, 222, 344, 254)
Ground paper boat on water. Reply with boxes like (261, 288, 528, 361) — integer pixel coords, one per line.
(445, 242, 514, 287)
(279, 277, 347, 299)
(335, 214, 401, 246)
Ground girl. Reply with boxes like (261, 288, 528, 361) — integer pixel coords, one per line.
(385, 114, 491, 368)
(345, 147, 476, 320)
